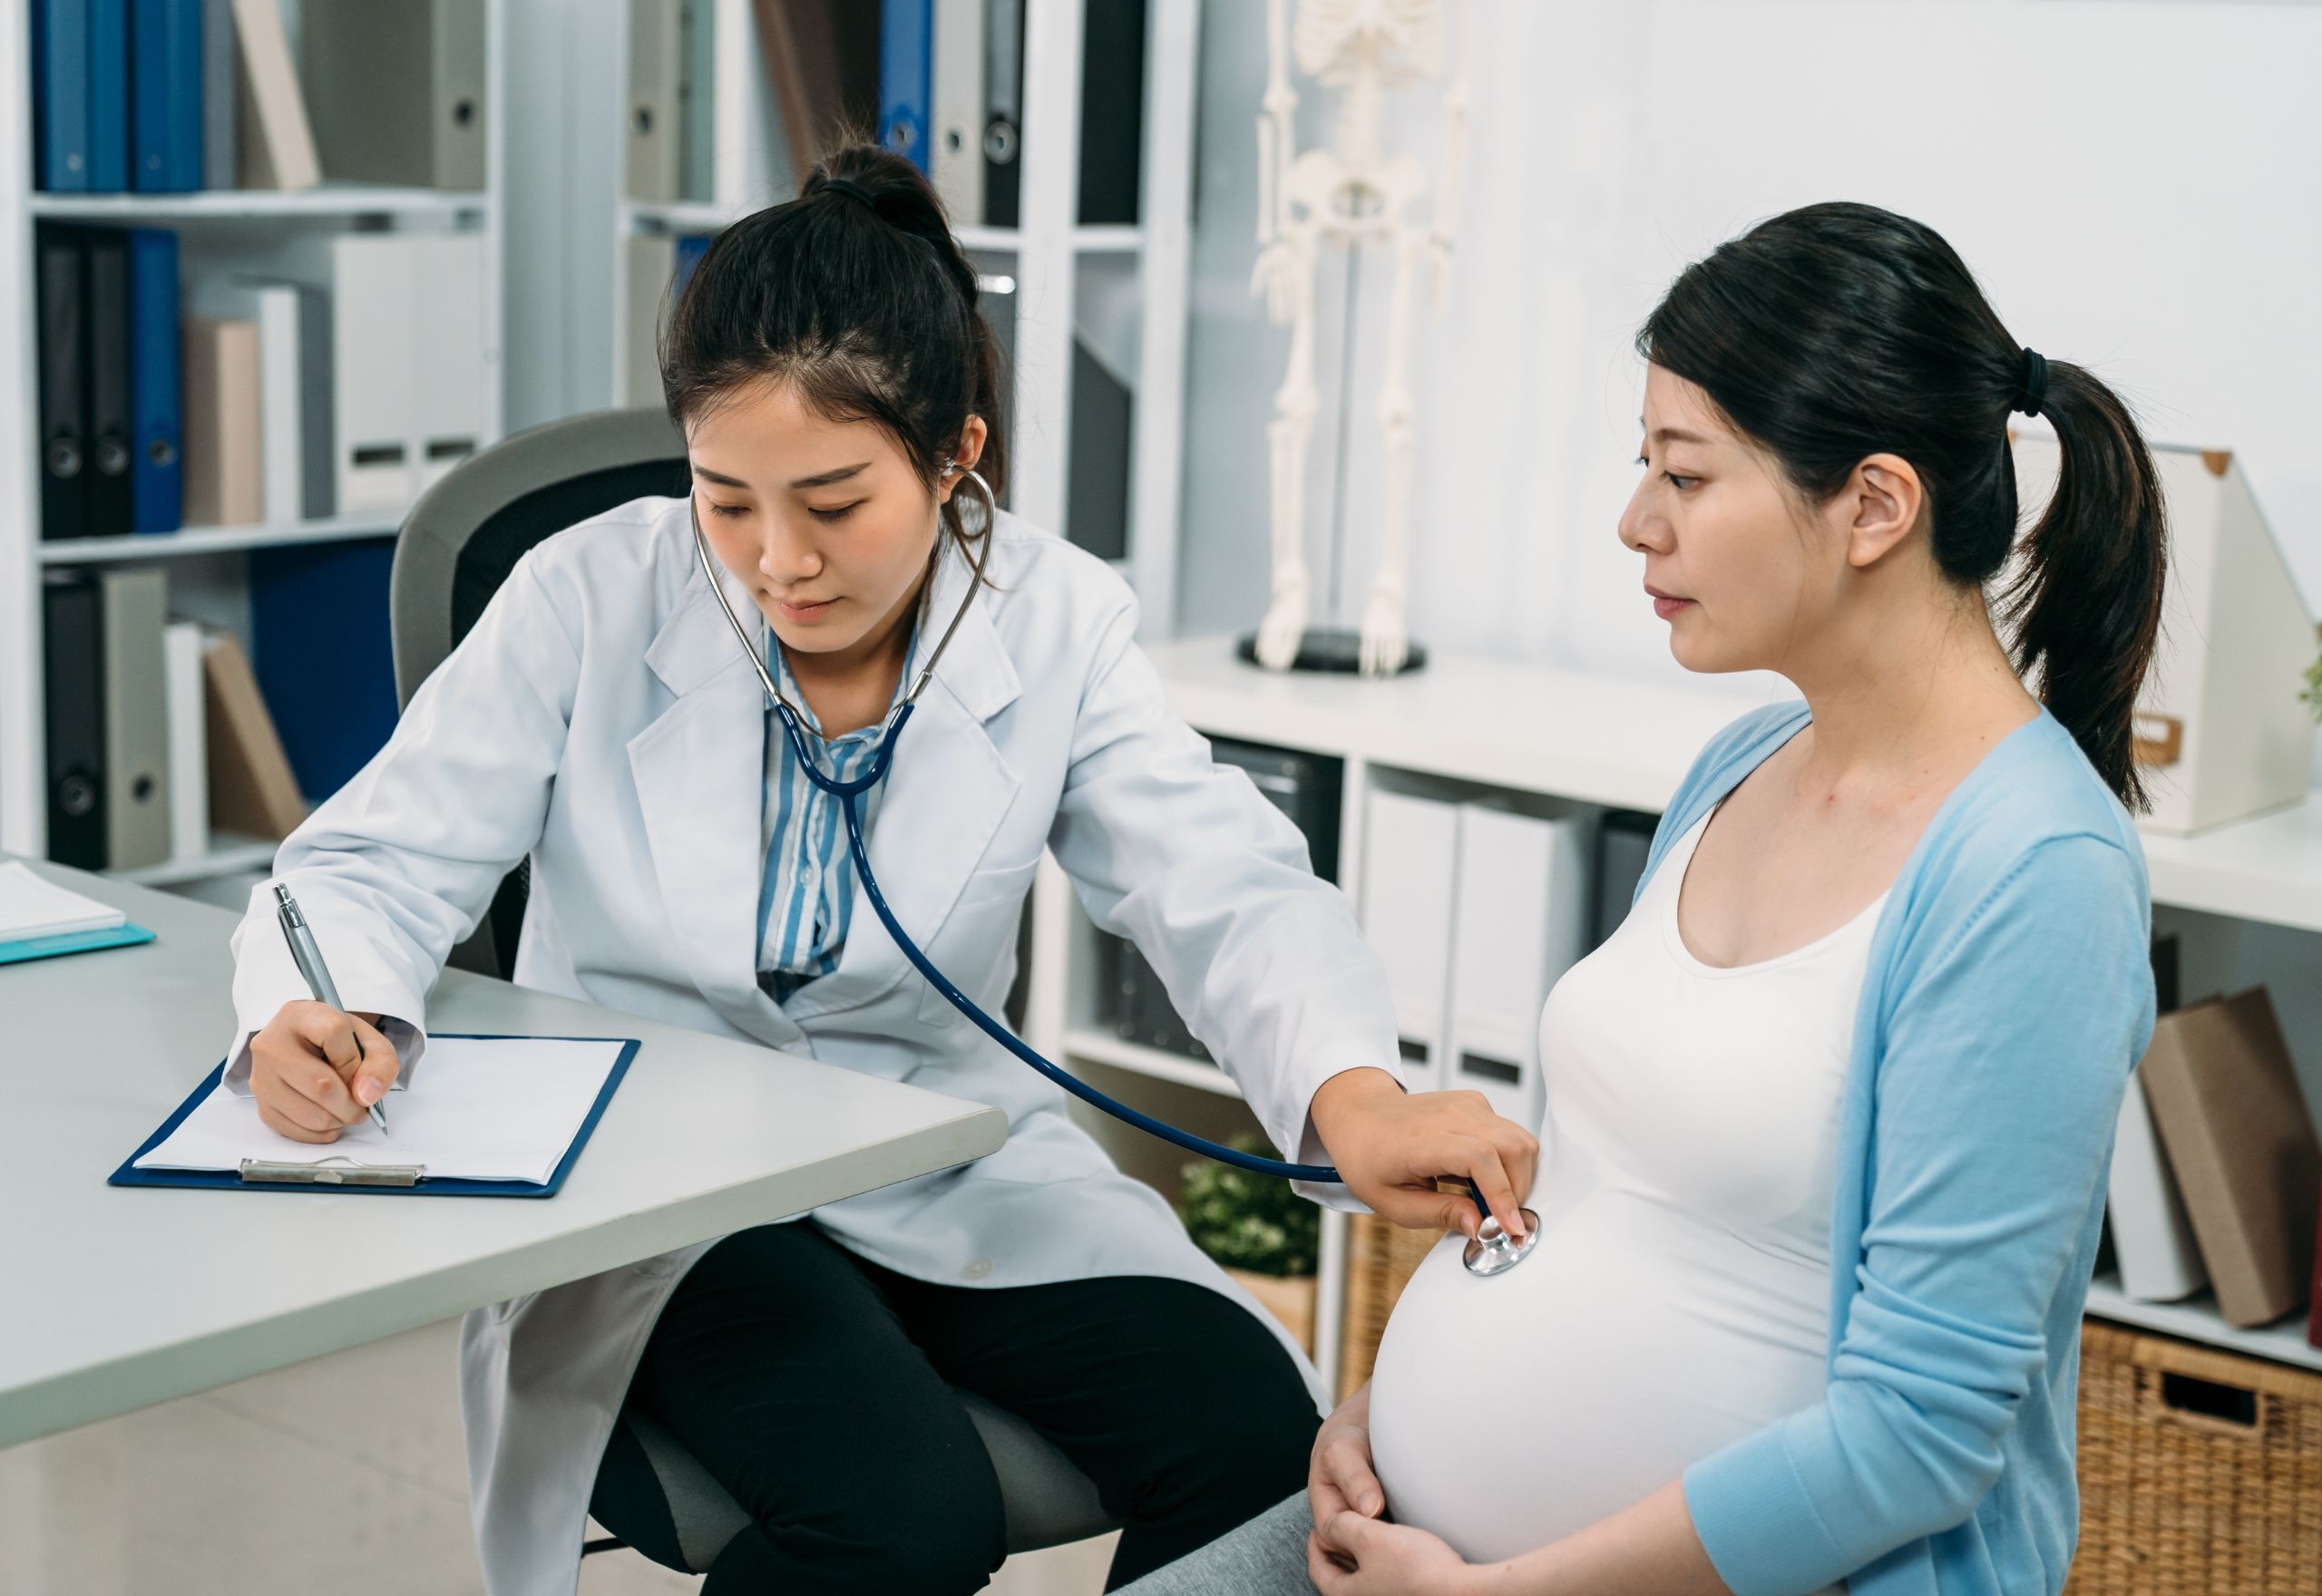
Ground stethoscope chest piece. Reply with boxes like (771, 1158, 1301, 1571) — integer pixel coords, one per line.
(1463, 1210, 1542, 1277)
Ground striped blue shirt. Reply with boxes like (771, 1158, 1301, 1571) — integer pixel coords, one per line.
(755, 620, 918, 1003)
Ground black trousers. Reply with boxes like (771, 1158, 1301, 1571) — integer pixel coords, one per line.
(588, 1219, 1320, 1593)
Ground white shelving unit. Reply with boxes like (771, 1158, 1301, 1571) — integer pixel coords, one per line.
(2086, 1273, 2322, 1376)
(112, 831, 279, 889)
(34, 509, 411, 564)
(1018, 637, 2322, 1392)
(1064, 1027, 1249, 1098)
(31, 183, 489, 222)
(0, 0, 511, 877)
(605, 0, 1195, 636)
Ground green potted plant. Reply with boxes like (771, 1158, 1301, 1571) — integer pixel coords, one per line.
(1176, 1137, 1321, 1352)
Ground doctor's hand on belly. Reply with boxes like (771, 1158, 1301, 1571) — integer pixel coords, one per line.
(249, 1001, 401, 1143)
(1309, 1068, 1538, 1243)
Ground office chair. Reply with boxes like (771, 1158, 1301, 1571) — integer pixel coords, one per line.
(390, 408, 1119, 1574)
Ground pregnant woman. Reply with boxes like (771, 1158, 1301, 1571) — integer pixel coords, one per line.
(1123, 200, 2163, 1596)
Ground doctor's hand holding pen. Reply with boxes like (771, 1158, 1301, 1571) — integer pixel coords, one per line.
(1309, 1067, 1538, 1242)
(248, 1002, 402, 1145)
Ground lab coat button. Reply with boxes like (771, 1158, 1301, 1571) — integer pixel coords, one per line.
(961, 1258, 993, 1280)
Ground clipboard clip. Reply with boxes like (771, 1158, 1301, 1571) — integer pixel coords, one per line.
(238, 1156, 426, 1187)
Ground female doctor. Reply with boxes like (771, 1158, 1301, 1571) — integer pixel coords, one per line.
(214, 142, 1539, 1596)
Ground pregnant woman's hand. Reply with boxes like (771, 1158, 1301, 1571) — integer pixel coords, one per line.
(1311, 1067, 1538, 1240)
(1311, 1392, 1479, 1595)
(1309, 1378, 1383, 1535)
(1308, 1512, 1476, 1595)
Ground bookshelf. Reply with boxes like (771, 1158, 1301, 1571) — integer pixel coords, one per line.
(0, 0, 511, 879)
(34, 508, 410, 564)
(112, 829, 278, 888)
(606, 0, 1195, 635)
(31, 183, 488, 222)
(2085, 1272, 2322, 1376)
(1017, 637, 2322, 1392)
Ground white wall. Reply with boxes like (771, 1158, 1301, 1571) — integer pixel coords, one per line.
(1177, 0, 2322, 1099)
(1177, 0, 2322, 705)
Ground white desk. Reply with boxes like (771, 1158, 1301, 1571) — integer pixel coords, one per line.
(0, 856, 1009, 1450)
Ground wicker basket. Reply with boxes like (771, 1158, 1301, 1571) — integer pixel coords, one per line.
(1337, 1211, 1450, 1399)
(2068, 1319, 2322, 1595)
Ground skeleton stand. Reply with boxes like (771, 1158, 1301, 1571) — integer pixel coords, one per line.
(1237, 0, 1469, 677)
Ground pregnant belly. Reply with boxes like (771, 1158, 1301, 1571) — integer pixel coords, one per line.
(1366, 1195, 1829, 1568)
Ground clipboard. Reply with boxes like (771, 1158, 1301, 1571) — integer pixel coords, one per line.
(0, 921, 156, 966)
(107, 1033, 640, 1198)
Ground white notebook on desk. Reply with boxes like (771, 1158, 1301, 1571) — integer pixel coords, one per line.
(0, 861, 127, 941)
(134, 1036, 631, 1185)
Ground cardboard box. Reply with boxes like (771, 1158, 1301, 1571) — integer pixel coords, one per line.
(2010, 440, 2316, 835)
(2139, 987, 2320, 1328)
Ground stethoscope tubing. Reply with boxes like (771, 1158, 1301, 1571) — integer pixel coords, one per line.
(777, 700, 1346, 1183)
(695, 487, 1501, 1216)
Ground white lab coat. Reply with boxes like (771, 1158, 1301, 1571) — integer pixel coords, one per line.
(216, 496, 1402, 1596)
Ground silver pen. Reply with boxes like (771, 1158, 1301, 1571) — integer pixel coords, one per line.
(272, 883, 389, 1136)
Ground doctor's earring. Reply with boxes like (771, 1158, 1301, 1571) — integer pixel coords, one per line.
(941, 458, 997, 540)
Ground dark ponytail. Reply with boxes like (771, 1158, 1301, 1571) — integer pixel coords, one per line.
(1999, 361, 2168, 811)
(659, 138, 1009, 550)
(1637, 201, 2168, 811)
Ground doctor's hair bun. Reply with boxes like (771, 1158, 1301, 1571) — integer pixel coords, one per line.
(658, 136, 1008, 547)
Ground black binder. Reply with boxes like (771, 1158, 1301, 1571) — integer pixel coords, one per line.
(35, 225, 89, 541)
(1077, 0, 1145, 226)
(84, 227, 134, 540)
(42, 571, 107, 869)
(981, 0, 1022, 227)
(1588, 810, 1660, 950)
(1066, 337, 1131, 560)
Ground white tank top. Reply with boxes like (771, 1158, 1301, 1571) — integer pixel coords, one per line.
(1366, 806, 1884, 1588)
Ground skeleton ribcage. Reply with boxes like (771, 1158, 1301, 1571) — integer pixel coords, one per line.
(1293, 0, 1445, 85)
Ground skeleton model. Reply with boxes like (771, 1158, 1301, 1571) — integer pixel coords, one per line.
(1249, 0, 1471, 676)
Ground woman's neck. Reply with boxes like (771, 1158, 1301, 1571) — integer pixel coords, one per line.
(1782, 592, 2039, 802)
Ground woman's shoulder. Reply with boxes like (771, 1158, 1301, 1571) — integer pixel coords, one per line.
(1908, 709, 2151, 924)
(1658, 697, 2149, 932)
(498, 494, 710, 636)
(1679, 697, 2144, 858)
(971, 509, 1142, 650)
(1654, 698, 1814, 848)
(979, 508, 1129, 598)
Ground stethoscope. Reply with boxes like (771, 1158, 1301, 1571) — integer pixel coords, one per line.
(689, 469, 1538, 1277)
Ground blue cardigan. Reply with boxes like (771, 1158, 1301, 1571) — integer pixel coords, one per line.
(1645, 702, 2156, 1596)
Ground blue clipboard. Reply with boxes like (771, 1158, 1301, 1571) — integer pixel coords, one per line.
(107, 1034, 640, 1198)
(0, 920, 155, 965)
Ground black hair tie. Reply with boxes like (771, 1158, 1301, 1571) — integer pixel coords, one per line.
(820, 175, 879, 214)
(2015, 346, 2049, 419)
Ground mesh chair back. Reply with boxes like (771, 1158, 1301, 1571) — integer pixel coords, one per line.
(390, 409, 688, 977)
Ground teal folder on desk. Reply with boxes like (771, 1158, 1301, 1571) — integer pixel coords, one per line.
(0, 921, 154, 965)
(109, 1034, 639, 1198)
